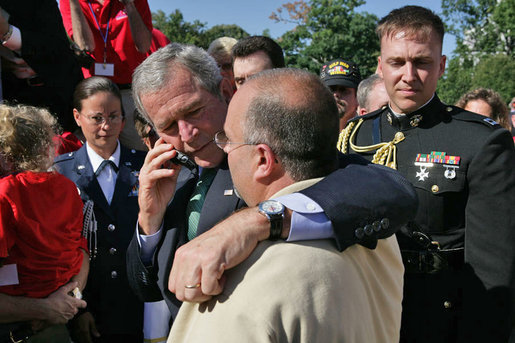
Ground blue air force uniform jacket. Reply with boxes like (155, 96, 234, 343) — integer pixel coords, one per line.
(54, 145, 146, 337)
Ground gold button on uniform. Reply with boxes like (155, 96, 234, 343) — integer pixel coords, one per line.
(444, 301, 452, 309)
(432, 185, 439, 193)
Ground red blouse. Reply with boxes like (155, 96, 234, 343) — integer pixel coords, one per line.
(0, 171, 87, 298)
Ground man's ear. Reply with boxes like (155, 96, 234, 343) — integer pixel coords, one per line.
(438, 55, 446, 78)
(254, 144, 278, 182)
(219, 78, 234, 104)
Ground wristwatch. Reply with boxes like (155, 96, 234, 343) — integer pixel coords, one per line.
(258, 200, 285, 240)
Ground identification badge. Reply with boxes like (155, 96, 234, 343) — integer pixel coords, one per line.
(94, 63, 114, 76)
(0, 264, 19, 286)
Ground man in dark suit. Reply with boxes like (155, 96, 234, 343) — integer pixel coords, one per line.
(126, 43, 417, 325)
(55, 77, 146, 343)
(0, 0, 83, 132)
(339, 6, 515, 342)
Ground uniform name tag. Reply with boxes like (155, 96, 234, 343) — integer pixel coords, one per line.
(0, 264, 19, 286)
(94, 63, 114, 77)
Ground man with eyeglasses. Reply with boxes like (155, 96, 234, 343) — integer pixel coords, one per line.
(126, 43, 417, 327)
(168, 68, 405, 342)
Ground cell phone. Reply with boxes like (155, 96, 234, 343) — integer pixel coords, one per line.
(170, 150, 197, 172)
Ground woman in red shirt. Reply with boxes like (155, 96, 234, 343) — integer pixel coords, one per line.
(0, 104, 89, 342)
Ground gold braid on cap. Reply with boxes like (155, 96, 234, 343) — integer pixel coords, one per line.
(337, 118, 405, 170)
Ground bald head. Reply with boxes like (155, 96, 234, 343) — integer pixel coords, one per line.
(243, 69, 339, 181)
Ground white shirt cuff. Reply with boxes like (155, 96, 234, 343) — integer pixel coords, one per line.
(3, 26, 21, 51)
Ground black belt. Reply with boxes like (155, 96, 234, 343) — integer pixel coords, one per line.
(401, 248, 464, 274)
(117, 83, 131, 90)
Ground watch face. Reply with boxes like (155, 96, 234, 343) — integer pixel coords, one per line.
(259, 200, 285, 215)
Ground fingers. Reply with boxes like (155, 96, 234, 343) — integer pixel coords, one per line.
(60, 281, 79, 294)
(74, 298, 87, 310)
(141, 144, 179, 179)
(169, 239, 225, 303)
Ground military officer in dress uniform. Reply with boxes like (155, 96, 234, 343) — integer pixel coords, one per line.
(54, 77, 146, 343)
(338, 6, 515, 343)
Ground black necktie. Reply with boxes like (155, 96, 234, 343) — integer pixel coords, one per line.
(95, 160, 118, 176)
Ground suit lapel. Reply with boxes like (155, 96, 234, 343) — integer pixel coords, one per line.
(196, 165, 242, 236)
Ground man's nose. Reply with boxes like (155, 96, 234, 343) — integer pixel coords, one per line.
(178, 120, 198, 143)
(402, 62, 417, 83)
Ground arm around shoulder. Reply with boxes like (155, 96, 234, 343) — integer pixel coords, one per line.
(299, 157, 418, 251)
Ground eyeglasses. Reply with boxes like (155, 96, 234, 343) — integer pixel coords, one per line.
(81, 113, 123, 126)
(214, 130, 255, 152)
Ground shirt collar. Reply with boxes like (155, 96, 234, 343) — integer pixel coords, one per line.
(86, 141, 121, 172)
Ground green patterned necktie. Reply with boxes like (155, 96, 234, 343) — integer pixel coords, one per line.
(187, 168, 216, 241)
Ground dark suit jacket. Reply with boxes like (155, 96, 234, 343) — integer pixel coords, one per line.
(54, 145, 146, 337)
(126, 154, 417, 321)
(0, 0, 83, 131)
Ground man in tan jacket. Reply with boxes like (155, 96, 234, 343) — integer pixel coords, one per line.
(168, 68, 405, 343)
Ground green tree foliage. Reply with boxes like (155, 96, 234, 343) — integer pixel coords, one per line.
(271, 0, 380, 76)
(152, 10, 249, 49)
(437, 57, 474, 105)
(442, 0, 514, 57)
(152, 10, 206, 47)
(438, 0, 514, 104)
(472, 54, 515, 103)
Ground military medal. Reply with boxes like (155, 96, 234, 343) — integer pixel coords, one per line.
(416, 166, 430, 181)
(415, 151, 460, 181)
(444, 167, 457, 179)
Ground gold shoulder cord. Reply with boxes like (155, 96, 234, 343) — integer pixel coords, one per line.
(337, 118, 405, 170)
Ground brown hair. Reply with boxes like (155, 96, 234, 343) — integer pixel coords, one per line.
(0, 104, 58, 174)
(376, 6, 444, 47)
(73, 76, 124, 116)
(456, 88, 511, 131)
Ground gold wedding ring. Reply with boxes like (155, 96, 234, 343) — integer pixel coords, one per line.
(185, 283, 201, 289)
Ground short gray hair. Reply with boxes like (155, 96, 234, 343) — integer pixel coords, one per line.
(243, 68, 339, 181)
(132, 43, 223, 125)
(357, 74, 383, 111)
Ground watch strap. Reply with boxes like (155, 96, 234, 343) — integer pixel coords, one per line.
(268, 214, 283, 240)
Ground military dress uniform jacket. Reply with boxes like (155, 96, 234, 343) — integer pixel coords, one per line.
(54, 145, 146, 337)
(126, 154, 418, 323)
(340, 95, 515, 343)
